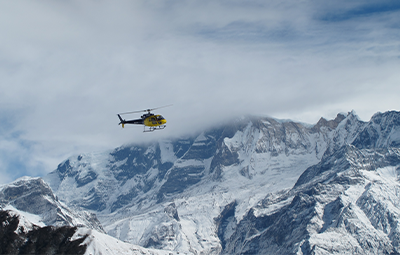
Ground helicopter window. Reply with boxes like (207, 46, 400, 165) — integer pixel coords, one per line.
(157, 115, 164, 120)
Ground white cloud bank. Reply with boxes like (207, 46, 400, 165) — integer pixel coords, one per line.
(0, 0, 399, 182)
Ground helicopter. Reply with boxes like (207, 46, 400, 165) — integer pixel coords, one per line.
(117, 105, 172, 132)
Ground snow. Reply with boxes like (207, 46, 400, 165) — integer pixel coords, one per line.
(298, 161, 400, 254)
(45, 150, 119, 212)
(73, 228, 175, 255)
(253, 195, 294, 217)
(192, 132, 209, 146)
(307, 230, 361, 255)
(360, 167, 400, 184)
(112, 158, 128, 168)
(159, 140, 177, 164)
(0, 176, 42, 191)
(145, 145, 157, 156)
(377, 166, 399, 181)
(146, 167, 159, 182)
(3, 205, 46, 231)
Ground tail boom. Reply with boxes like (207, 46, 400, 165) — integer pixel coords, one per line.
(117, 114, 144, 128)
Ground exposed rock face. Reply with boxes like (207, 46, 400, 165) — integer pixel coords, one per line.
(312, 113, 346, 132)
(0, 210, 87, 255)
(0, 209, 173, 255)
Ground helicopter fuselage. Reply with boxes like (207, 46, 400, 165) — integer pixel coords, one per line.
(117, 105, 171, 132)
(142, 114, 167, 127)
(118, 113, 167, 131)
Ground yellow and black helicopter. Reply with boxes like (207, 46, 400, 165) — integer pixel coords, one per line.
(117, 105, 172, 132)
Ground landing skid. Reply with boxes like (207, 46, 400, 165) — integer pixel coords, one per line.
(144, 125, 166, 132)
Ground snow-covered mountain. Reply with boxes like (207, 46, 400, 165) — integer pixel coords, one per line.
(221, 111, 400, 254)
(3, 110, 400, 254)
(0, 176, 103, 231)
(0, 209, 88, 255)
(223, 145, 400, 254)
(0, 209, 175, 255)
(40, 110, 392, 254)
(0, 177, 175, 255)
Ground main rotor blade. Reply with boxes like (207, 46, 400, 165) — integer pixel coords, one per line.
(149, 104, 173, 111)
(118, 104, 173, 115)
(119, 109, 147, 115)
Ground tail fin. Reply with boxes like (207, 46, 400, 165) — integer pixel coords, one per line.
(117, 114, 125, 128)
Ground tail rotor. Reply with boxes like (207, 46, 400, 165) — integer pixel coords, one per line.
(117, 114, 125, 128)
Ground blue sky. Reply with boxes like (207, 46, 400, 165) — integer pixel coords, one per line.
(0, 0, 399, 184)
(318, 1, 400, 22)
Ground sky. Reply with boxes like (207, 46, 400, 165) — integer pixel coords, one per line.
(1, 0, 400, 184)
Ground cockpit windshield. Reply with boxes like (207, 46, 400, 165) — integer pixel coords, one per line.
(156, 115, 165, 120)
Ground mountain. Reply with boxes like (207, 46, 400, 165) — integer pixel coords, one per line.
(0, 209, 87, 255)
(223, 145, 400, 254)
(0, 177, 175, 255)
(0, 176, 103, 231)
(221, 111, 400, 254)
(0, 209, 175, 255)
(42, 110, 386, 254)
(3, 110, 400, 254)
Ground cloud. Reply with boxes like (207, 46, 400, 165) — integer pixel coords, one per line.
(0, 0, 399, 182)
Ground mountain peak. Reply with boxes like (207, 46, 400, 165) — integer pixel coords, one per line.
(0, 177, 104, 232)
(313, 113, 347, 131)
(0, 210, 88, 255)
(352, 110, 400, 149)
